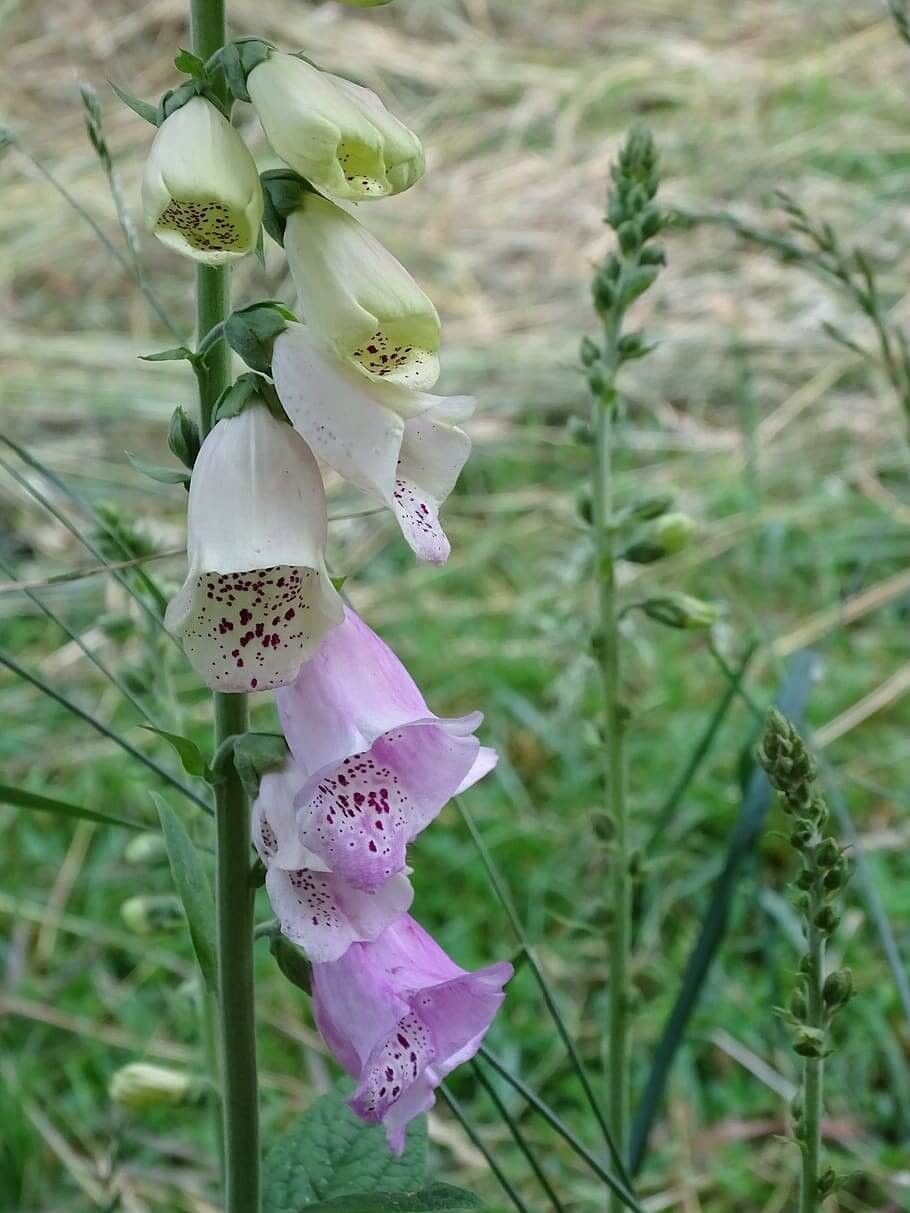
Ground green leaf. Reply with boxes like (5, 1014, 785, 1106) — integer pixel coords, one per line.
(0, 782, 144, 830)
(143, 726, 212, 781)
(263, 1088, 427, 1213)
(174, 49, 208, 80)
(125, 451, 191, 488)
(153, 794, 217, 992)
(139, 345, 196, 363)
(108, 80, 159, 125)
(232, 732, 289, 801)
(299, 1184, 481, 1212)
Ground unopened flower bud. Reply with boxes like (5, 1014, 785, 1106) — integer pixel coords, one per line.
(566, 415, 594, 445)
(629, 493, 673, 521)
(124, 832, 169, 866)
(120, 894, 183, 935)
(269, 932, 313, 994)
(338, 0, 396, 5)
(248, 52, 424, 201)
(793, 1026, 826, 1057)
(814, 905, 840, 934)
(653, 512, 696, 554)
(789, 985, 807, 1021)
(617, 331, 652, 361)
(822, 968, 854, 1013)
(642, 592, 718, 630)
(580, 336, 600, 367)
(823, 861, 849, 893)
(576, 489, 593, 524)
(617, 219, 639, 254)
(109, 1063, 196, 1110)
(818, 1166, 838, 1197)
(623, 540, 666, 564)
(789, 820, 814, 850)
(816, 838, 841, 869)
(141, 97, 263, 265)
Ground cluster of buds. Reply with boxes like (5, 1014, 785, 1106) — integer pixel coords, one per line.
(759, 709, 853, 1181)
(123, 17, 510, 1152)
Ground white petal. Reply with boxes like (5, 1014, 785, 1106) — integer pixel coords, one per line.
(165, 402, 343, 691)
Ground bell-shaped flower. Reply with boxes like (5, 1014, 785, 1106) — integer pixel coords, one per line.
(253, 761, 413, 963)
(285, 193, 440, 390)
(276, 607, 496, 891)
(247, 53, 424, 201)
(272, 324, 472, 564)
(312, 914, 512, 1152)
(165, 400, 343, 692)
(141, 96, 263, 265)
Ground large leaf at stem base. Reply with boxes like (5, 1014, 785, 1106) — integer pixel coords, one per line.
(263, 1086, 427, 1213)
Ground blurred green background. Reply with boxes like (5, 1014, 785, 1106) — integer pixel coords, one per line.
(3, 0, 910, 1209)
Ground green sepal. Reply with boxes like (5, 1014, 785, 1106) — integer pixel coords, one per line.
(212, 372, 264, 423)
(140, 345, 197, 364)
(174, 48, 209, 81)
(221, 41, 251, 102)
(231, 732, 290, 801)
(269, 932, 313, 995)
(331, 576, 348, 593)
(225, 301, 295, 374)
(168, 406, 201, 470)
(125, 451, 191, 488)
(142, 725, 213, 782)
(260, 169, 311, 245)
(109, 79, 159, 126)
(215, 38, 272, 103)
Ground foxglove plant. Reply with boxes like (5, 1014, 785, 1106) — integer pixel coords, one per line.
(115, 5, 507, 1210)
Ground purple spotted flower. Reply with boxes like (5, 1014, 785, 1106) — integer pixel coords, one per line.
(312, 914, 512, 1152)
(252, 761, 414, 964)
(276, 607, 496, 892)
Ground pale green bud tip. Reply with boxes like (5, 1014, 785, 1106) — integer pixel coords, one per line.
(654, 511, 696, 554)
(793, 1026, 826, 1058)
(123, 832, 169, 866)
(642, 592, 718, 630)
(120, 894, 183, 934)
(109, 1063, 193, 1110)
(338, 0, 396, 5)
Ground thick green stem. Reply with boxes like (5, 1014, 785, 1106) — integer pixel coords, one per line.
(594, 318, 630, 1203)
(190, 2, 259, 1209)
(800, 918, 825, 1213)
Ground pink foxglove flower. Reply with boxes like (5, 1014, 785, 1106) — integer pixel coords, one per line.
(276, 607, 496, 891)
(253, 761, 413, 963)
(272, 323, 472, 564)
(312, 914, 512, 1152)
(165, 401, 343, 692)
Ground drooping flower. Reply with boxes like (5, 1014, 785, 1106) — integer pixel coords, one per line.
(165, 400, 342, 692)
(276, 607, 496, 891)
(272, 324, 472, 563)
(312, 914, 512, 1152)
(141, 96, 263, 265)
(247, 52, 424, 201)
(284, 193, 440, 390)
(252, 760, 413, 963)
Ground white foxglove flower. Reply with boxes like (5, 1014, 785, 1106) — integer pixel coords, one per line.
(272, 324, 472, 564)
(141, 97, 263, 265)
(285, 193, 440, 390)
(165, 400, 342, 692)
(247, 53, 424, 202)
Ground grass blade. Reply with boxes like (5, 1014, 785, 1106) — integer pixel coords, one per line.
(437, 1086, 529, 1213)
(0, 783, 144, 830)
(469, 1059, 566, 1213)
(629, 649, 818, 1174)
(0, 648, 210, 814)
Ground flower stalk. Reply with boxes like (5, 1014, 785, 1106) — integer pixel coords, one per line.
(586, 128, 664, 1197)
(190, 0, 259, 1209)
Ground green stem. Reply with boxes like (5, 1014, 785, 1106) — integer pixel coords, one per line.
(594, 316, 630, 1201)
(190, 2, 259, 1208)
(800, 916, 825, 1213)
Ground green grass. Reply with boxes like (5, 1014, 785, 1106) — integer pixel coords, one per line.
(4, 0, 910, 1209)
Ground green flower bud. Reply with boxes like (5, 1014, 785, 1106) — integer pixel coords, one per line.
(109, 1063, 197, 1110)
(789, 985, 807, 1021)
(269, 932, 313, 994)
(617, 219, 639, 254)
(566, 415, 594, 445)
(789, 820, 814, 850)
(622, 540, 666, 564)
(576, 489, 593, 524)
(120, 894, 183, 935)
(823, 859, 849, 892)
(793, 1026, 826, 1057)
(124, 832, 169, 866)
(822, 968, 854, 1012)
(818, 1166, 838, 1197)
(580, 336, 600, 367)
(815, 838, 841, 869)
(628, 493, 674, 521)
(653, 512, 696, 554)
(814, 905, 840, 934)
(641, 592, 719, 630)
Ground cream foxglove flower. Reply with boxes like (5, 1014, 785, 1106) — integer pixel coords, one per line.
(247, 53, 424, 201)
(272, 324, 472, 564)
(165, 400, 342, 692)
(141, 96, 263, 265)
(284, 193, 440, 390)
